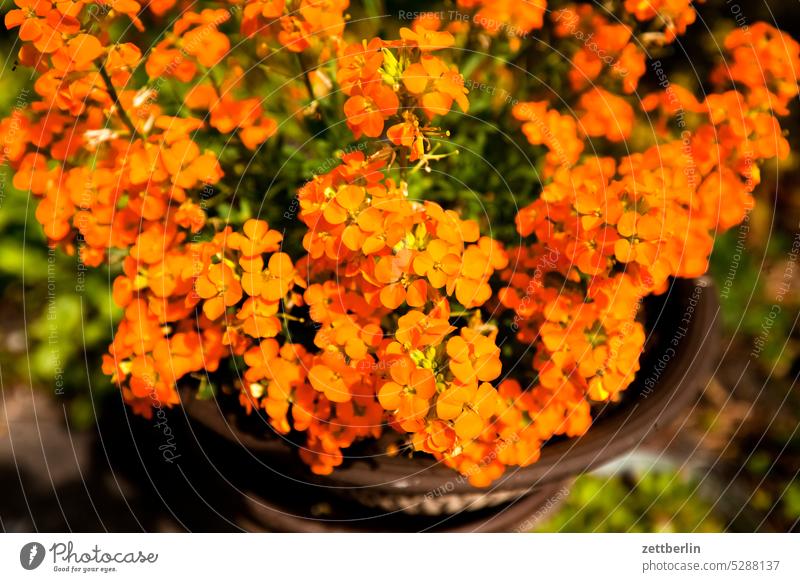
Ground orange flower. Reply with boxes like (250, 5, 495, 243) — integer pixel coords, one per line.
(614, 212, 663, 266)
(579, 88, 634, 142)
(343, 84, 399, 138)
(308, 360, 355, 403)
(512, 101, 584, 172)
(160, 139, 223, 190)
(240, 252, 298, 301)
(337, 38, 384, 96)
(4, 0, 75, 53)
(387, 114, 425, 161)
(51, 34, 105, 71)
(446, 330, 502, 384)
(402, 55, 469, 120)
(394, 308, 455, 350)
(374, 250, 427, 309)
(195, 263, 243, 319)
(412, 239, 461, 289)
(378, 359, 436, 431)
(237, 297, 282, 338)
(229, 219, 283, 257)
(399, 26, 454, 51)
(463, 0, 546, 36)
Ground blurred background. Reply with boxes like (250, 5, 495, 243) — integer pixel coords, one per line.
(0, 0, 798, 532)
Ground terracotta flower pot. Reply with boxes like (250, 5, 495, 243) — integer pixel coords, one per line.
(179, 277, 718, 531)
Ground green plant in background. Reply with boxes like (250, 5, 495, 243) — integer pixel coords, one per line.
(536, 471, 725, 533)
(0, 167, 115, 429)
(0, 32, 114, 428)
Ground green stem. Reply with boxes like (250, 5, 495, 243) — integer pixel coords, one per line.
(279, 312, 306, 323)
(295, 52, 331, 134)
(97, 62, 142, 139)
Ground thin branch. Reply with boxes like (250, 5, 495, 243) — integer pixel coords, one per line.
(97, 62, 142, 139)
(295, 52, 316, 102)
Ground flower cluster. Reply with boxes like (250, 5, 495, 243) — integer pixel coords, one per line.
(337, 31, 469, 162)
(3, 0, 797, 487)
(552, 5, 647, 94)
(493, 15, 799, 475)
(2, 2, 292, 412)
(288, 150, 511, 476)
(240, 0, 349, 52)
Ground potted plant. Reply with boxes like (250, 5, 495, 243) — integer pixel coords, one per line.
(4, 0, 797, 531)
